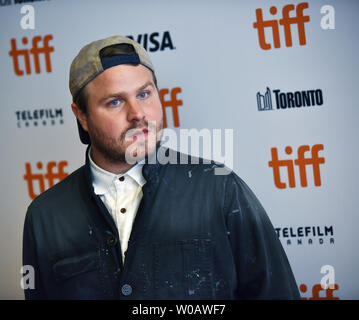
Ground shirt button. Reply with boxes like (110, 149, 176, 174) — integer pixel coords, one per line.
(107, 235, 117, 247)
(119, 176, 125, 181)
(120, 208, 126, 214)
(121, 284, 132, 296)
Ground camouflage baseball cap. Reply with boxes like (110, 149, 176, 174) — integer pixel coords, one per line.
(69, 35, 155, 144)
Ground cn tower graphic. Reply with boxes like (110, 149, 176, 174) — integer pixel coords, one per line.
(257, 87, 273, 111)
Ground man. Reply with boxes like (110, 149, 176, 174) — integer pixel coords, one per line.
(23, 35, 300, 300)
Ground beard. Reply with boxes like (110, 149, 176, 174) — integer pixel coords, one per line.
(88, 118, 163, 165)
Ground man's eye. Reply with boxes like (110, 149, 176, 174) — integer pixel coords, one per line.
(109, 99, 121, 106)
(138, 92, 149, 99)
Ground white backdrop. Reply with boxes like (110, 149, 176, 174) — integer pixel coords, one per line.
(0, 0, 358, 299)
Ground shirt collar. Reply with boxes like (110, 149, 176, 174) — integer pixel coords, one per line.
(88, 147, 146, 195)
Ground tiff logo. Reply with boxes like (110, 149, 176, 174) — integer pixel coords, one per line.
(23, 161, 69, 200)
(253, 2, 310, 50)
(159, 87, 182, 128)
(300, 283, 339, 300)
(268, 144, 325, 189)
(9, 34, 54, 76)
(300, 265, 339, 300)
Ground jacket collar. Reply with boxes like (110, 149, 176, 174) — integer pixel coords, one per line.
(84, 144, 163, 193)
(141, 143, 162, 187)
(88, 147, 146, 195)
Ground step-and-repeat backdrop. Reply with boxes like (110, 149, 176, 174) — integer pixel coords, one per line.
(0, 0, 358, 299)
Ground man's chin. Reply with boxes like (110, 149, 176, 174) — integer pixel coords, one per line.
(123, 140, 158, 165)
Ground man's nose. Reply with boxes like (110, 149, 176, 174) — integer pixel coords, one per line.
(126, 98, 145, 123)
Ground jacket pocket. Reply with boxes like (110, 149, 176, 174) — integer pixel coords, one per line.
(153, 238, 214, 299)
(53, 250, 100, 282)
(52, 250, 104, 299)
(180, 238, 214, 299)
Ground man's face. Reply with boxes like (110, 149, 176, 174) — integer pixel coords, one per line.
(77, 64, 163, 164)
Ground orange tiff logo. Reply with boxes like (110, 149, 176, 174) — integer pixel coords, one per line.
(268, 144, 325, 189)
(300, 283, 339, 300)
(23, 161, 69, 200)
(9, 34, 54, 76)
(159, 87, 182, 128)
(253, 2, 310, 50)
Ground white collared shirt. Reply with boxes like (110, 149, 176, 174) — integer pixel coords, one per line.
(89, 151, 146, 263)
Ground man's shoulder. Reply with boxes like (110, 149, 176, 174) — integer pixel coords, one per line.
(159, 147, 233, 179)
(27, 165, 87, 212)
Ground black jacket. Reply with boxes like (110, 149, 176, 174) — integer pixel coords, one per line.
(23, 147, 300, 300)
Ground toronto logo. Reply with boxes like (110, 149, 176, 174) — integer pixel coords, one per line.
(257, 87, 324, 111)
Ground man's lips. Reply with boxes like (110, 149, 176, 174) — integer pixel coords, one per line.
(131, 128, 149, 140)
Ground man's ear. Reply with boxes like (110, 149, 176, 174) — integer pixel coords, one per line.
(71, 103, 88, 132)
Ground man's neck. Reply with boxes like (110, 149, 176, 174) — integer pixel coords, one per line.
(90, 147, 136, 175)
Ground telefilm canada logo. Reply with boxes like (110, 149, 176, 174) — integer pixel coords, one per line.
(257, 87, 324, 111)
(15, 108, 64, 128)
(275, 225, 334, 246)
